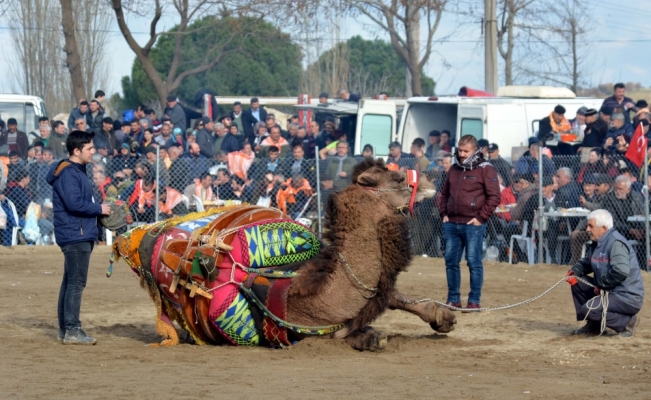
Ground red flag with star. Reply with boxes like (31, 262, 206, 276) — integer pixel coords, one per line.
(625, 123, 647, 168)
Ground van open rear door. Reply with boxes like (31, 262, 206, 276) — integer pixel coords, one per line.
(457, 105, 486, 141)
(355, 99, 396, 157)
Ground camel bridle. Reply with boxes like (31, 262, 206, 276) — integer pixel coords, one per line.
(358, 169, 420, 217)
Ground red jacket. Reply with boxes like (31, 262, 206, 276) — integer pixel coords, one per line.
(438, 154, 501, 224)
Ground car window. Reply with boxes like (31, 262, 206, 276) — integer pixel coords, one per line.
(460, 118, 483, 139)
(0, 102, 26, 131)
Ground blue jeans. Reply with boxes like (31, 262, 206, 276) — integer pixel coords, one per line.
(443, 222, 486, 304)
(58, 241, 94, 331)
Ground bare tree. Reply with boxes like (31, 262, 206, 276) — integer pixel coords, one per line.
(495, 0, 536, 86)
(111, 0, 253, 108)
(60, 0, 86, 102)
(522, 0, 593, 93)
(345, 0, 447, 95)
(74, 0, 113, 98)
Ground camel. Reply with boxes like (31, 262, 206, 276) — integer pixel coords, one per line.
(112, 158, 457, 351)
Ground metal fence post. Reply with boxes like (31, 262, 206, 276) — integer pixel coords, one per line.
(538, 144, 544, 264)
(315, 146, 323, 238)
(155, 145, 160, 222)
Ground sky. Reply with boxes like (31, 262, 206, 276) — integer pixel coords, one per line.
(1, 2, 651, 98)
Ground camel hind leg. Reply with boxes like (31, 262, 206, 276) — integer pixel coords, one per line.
(343, 326, 387, 352)
(388, 290, 457, 333)
(149, 296, 180, 347)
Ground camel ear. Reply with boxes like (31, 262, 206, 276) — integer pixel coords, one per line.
(356, 171, 378, 187)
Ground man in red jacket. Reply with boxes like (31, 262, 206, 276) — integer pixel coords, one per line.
(439, 135, 501, 310)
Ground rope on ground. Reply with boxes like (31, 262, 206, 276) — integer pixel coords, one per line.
(404, 276, 600, 313)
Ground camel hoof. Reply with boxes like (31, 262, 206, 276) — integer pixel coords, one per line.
(430, 308, 457, 333)
(149, 338, 179, 347)
(345, 327, 387, 352)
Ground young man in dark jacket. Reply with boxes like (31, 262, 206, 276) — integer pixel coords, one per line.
(438, 135, 501, 310)
(46, 130, 110, 345)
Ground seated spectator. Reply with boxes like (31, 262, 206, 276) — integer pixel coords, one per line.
(214, 169, 235, 200)
(221, 123, 241, 154)
(93, 170, 117, 202)
(496, 173, 517, 222)
(252, 171, 282, 207)
(620, 168, 643, 194)
(227, 142, 255, 180)
(185, 142, 210, 180)
(601, 175, 644, 242)
(293, 126, 316, 159)
(281, 143, 315, 185)
(318, 132, 350, 160)
(386, 141, 413, 170)
(360, 144, 374, 158)
(258, 126, 290, 158)
(555, 167, 581, 209)
(139, 128, 155, 154)
(112, 170, 132, 197)
(134, 175, 157, 223)
(604, 113, 634, 154)
(250, 146, 281, 179)
(579, 173, 597, 204)
(321, 140, 356, 192)
(439, 130, 452, 152)
(577, 148, 605, 183)
(509, 173, 536, 223)
(277, 174, 313, 218)
(230, 175, 254, 203)
(601, 153, 620, 178)
(168, 145, 190, 191)
(537, 105, 571, 142)
(252, 122, 269, 153)
(184, 171, 216, 208)
(515, 137, 556, 177)
(425, 130, 442, 159)
(6, 150, 26, 183)
(159, 186, 188, 218)
(410, 138, 430, 172)
(6, 167, 31, 218)
(110, 143, 136, 176)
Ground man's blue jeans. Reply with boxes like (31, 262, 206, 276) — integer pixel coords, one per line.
(443, 222, 486, 304)
(58, 241, 94, 331)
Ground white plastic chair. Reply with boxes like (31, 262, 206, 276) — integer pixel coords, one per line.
(509, 221, 535, 265)
(193, 195, 205, 212)
(181, 195, 190, 209)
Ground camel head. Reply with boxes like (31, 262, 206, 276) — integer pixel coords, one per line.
(352, 158, 435, 216)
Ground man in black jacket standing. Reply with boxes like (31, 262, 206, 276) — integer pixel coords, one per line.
(46, 131, 111, 345)
(195, 116, 214, 159)
(582, 108, 609, 148)
(242, 97, 268, 144)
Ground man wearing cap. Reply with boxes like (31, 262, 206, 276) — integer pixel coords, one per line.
(567, 209, 643, 337)
(514, 137, 556, 177)
(604, 112, 634, 153)
(538, 105, 571, 142)
(164, 94, 187, 133)
(599, 106, 613, 125)
(581, 108, 608, 148)
(487, 143, 512, 186)
(570, 173, 613, 263)
(0, 118, 29, 159)
(477, 139, 490, 157)
(602, 83, 637, 125)
(509, 173, 536, 222)
(195, 116, 214, 159)
(94, 117, 117, 156)
(425, 130, 442, 159)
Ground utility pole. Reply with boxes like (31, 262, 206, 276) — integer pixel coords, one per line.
(484, 0, 498, 94)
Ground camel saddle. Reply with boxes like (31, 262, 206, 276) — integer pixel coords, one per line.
(134, 205, 321, 346)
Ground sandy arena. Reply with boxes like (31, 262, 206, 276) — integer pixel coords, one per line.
(1, 245, 650, 399)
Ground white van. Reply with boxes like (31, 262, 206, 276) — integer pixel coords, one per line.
(0, 94, 48, 143)
(398, 86, 603, 158)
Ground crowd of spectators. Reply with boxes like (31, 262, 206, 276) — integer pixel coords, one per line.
(2, 83, 651, 269)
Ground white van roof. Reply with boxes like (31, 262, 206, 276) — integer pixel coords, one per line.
(496, 86, 576, 98)
(0, 94, 45, 103)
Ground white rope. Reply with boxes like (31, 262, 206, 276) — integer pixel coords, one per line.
(405, 276, 602, 314)
(580, 290, 609, 335)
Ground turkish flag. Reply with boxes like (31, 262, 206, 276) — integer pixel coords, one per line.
(625, 123, 647, 168)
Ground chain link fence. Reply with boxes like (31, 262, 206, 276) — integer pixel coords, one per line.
(1, 139, 649, 272)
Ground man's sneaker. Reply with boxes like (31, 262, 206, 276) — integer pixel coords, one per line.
(620, 315, 639, 338)
(63, 328, 97, 345)
(462, 302, 481, 313)
(571, 321, 601, 335)
(445, 302, 462, 310)
(57, 329, 65, 343)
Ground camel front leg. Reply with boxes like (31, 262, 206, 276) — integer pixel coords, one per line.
(343, 326, 387, 352)
(388, 290, 457, 333)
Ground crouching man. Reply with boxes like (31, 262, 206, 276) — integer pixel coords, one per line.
(567, 209, 644, 337)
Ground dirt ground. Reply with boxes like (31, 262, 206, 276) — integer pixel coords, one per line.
(1, 246, 650, 399)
